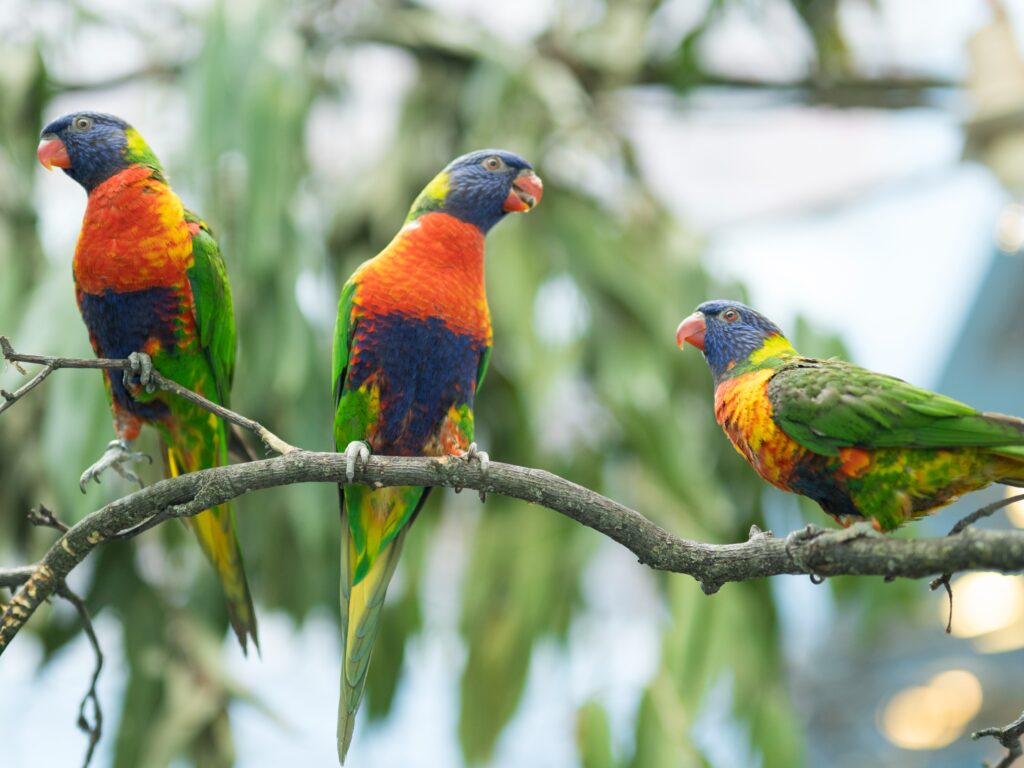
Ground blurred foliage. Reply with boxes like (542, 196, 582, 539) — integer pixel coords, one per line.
(0, 0, 911, 766)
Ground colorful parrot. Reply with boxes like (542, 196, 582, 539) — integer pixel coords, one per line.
(332, 149, 542, 761)
(676, 300, 1024, 532)
(38, 112, 258, 652)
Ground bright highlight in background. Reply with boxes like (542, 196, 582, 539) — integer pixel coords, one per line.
(1005, 485, 1024, 528)
(946, 573, 1024, 641)
(879, 670, 983, 750)
(996, 202, 1024, 254)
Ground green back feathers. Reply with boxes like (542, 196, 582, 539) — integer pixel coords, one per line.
(766, 359, 1024, 457)
(332, 279, 358, 410)
(185, 210, 236, 405)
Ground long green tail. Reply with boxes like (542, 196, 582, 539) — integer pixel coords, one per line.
(337, 485, 425, 763)
(167, 440, 259, 654)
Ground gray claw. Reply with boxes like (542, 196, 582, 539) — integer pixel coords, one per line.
(823, 520, 883, 544)
(79, 438, 151, 492)
(784, 523, 823, 550)
(343, 441, 371, 483)
(462, 442, 489, 502)
(124, 351, 156, 394)
(463, 443, 489, 476)
(783, 521, 880, 582)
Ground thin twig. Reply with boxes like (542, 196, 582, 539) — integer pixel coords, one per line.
(929, 493, 1024, 634)
(55, 584, 103, 768)
(948, 493, 1024, 536)
(0, 566, 34, 589)
(0, 337, 56, 415)
(974, 710, 1024, 768)
(28, 504, 69, 533)
(0, 337, 297, 455)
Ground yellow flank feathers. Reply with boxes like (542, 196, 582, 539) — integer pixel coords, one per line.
(714, 369, 804, 487)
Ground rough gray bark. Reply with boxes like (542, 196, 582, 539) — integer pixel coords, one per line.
(3, 449, 1024, 654)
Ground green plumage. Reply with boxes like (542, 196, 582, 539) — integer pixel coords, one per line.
(685, 300, 1024, 532)
(768, 359, 1024, 529)
(155, 215, 259, 653)
(768, 360, 1024, 456)
(184, 212, 236, 401)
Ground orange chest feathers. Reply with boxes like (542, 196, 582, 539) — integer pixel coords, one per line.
(713, 369, 805, 489)
(73, 166, 194, 294)
(353, 213, 492, 340)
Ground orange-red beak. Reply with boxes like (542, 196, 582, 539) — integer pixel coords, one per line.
(676, 312, 706, 351)
(503, 170, 543, 212)
(37, 137, 71, 170)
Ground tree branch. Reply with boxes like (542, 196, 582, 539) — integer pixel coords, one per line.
(55, 583, 103, 768)
(974, 710, 1024, 768)
(1, 337, 297, 455)
(0, 566, 35, 589)
(2, 450, 1024, 656)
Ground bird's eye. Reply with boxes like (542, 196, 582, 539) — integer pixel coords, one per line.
(721, 308, 740, 323)
(72, 116, 93, 132)
(482, 156, 505, 172)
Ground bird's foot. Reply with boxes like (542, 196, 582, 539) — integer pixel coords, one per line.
(784, 523, 826, 549)
(784, 524, 828, 582)
(343, 441, 371, 483)
(123, 351, 156, 394)
(455, 442, 489, 502)
(823, 520, 884, 544)
(79, 438, 152, 492)
(785, 521, 883, 582)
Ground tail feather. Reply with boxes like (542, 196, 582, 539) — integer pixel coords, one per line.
(167, 444, 259, 653)
(989, 444, 1024, 488)
(337, 485, 426, 763)
(993, 444, 1024, 462)
(338, 528, 407, 762)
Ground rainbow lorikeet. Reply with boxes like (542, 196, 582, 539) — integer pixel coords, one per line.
(676, 300, 1024, 532)
(38, 112, 258, 651)
(332, 149, 542, 760)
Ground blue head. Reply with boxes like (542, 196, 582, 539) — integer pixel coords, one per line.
(407, 149, 543, 233)
(38, 111, 163, 192)
(676, 300, 794, 384)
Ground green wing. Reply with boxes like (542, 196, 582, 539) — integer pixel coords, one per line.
(185, 210, 235, 405)
(332, 277, 358, 418)
(767, 359, 1024, 457)
(179, 210, 257, 652)
(475, 341, 492, 394)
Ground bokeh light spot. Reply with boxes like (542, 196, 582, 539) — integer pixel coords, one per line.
(879, 669, 983, 750)
(1004, 485, 1024, 528)
(946, 573, 1024, 639)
